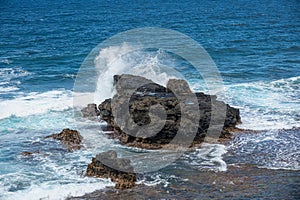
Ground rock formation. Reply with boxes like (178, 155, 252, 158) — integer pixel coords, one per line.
(98, 74, 241, 149)
(81, 103, 100, 119)
(85, 150, 136, 189)
(45, 128, 83, 151)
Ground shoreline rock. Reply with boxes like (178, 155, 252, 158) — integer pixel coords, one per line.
(81, 103, 100, 120)
(85, 150, 137, 189)
(97, 74, 241, 149)
(45, 128, 83, 151)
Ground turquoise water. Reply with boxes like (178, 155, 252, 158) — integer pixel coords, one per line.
(0, 0, 299, 199)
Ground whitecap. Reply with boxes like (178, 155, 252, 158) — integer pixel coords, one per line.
(92, 43, 183, 103)
(223, 76, 300, 130)
(0, 89, 73, 120)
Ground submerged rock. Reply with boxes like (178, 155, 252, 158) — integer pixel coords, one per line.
(85, 150, 136, 189)
(21, 150, 40, 156)
(98, 74, 241, 149)
(46, 128, 83, 151)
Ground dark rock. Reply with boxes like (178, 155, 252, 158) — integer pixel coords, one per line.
(21, 150, 40, 156)
(85, 150, 136, 189)
(81, 103, 100, 119)
(45, 128, 83, 151)
(98, 74, 241, 149)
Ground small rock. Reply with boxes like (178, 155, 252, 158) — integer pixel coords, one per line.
(81, 103, 100, 119)
(85, 150, 136, 189)
(21, 150, 40, 156)
(46, 128, 83, 151)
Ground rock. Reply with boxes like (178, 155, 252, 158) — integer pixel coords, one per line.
(46, 128, 83, 151)
(81, 103, 100, 119)
(98, 74, 241, 149)
(21, 150, 40, 156)
(85, 150, 136, 189)
(167, 79, 192, 94)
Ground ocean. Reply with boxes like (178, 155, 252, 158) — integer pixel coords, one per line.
(0, 0, 299, 199)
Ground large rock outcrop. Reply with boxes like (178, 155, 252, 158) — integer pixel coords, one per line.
(85, 150, 136, 189)
(45, 128, 83, 151)
(98, 74, 241, 149)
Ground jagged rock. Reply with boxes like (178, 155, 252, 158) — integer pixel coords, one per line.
(85, 150, 136, 189)
(81, 103, 100, 119)
(46, 128, 83, 151)
(98, 74, 241, 149)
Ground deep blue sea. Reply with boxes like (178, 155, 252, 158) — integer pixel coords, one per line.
(0, 0, 299, 199)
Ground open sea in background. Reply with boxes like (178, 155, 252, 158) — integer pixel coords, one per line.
(0, 0, 299, 199)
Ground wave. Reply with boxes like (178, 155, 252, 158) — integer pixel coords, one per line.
(0, 67, 32, 96)
(0, 67, 32, 81)
(224, 76, 300, 130)
(1, 180, 114, 200)
(0, 58, 12, 65)
(0, 124, 116, 199)
(0, 89, 73, 120)
(0, 85, 19, 93)
(93, 43, 183, 103)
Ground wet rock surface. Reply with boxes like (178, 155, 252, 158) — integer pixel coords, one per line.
(85, 150, 137, 189)
(81, 103, 100, 119)
(45, 128, 83, 151)
(98, 74, 241, 149)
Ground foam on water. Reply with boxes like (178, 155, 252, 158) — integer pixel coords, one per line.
(224, 76, 300, 130)
(0, 89, 73, 120)
(181, 143, 228, 172)
(137, 173, 184, 188)
(0, 58, 12, 65)
(1, 178, 114, 200)
(94, 43, 182, 103)
(227, 128, 300, 170)
(0, 67, 30, 95)
(0, 85, 19, 93)
(0, 118, 116, 199)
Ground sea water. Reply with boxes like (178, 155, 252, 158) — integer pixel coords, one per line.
(0, 0, 299, 199)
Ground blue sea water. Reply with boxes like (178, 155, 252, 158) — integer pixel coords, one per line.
(0, 0, 299, 199)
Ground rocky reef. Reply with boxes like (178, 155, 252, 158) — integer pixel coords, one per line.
(45, 128, 83, 151)
(96, 74, 241, 149)
(85, 150, 136, 189)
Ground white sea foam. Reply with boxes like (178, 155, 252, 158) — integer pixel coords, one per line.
(0, 67, 32, 80)
(137, 173, 183, 188)
(1, 58, 12, 65)
(93, 43, 182, 103)
(0, 85, 19, 93)
(228, 128, 300, 170)
(0, 124, 116, 200)
(2, 179, 114, 200)
(0, 90, 74, 120)
(223, 76, 300, 130)
(0, 67, 31, 95)
(182, 143, 228, 172)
